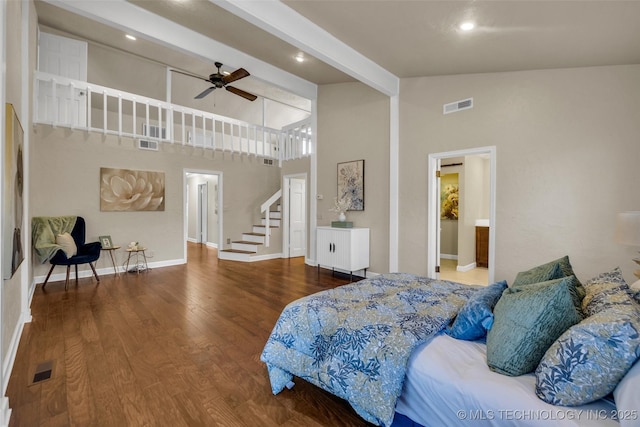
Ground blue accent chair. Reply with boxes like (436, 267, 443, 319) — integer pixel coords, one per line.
(42, 217, 101, 290)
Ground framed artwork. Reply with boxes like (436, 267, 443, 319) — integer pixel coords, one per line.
(337, 159, 364, 211)
(99, 235, 114, 249)
(3, 104, 25, 279)
(100, 167, 165, 211)
(440, 173, 459, 220)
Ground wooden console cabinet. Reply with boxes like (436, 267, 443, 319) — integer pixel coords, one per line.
(475, 226, 489, 268)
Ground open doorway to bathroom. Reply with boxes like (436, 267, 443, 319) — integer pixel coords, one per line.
(428, 147, 496, 285)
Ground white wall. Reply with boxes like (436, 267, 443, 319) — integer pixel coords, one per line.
(399, 64, 640, 284)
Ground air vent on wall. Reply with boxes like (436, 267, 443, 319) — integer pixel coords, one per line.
(443, 98, 473, 114)
(262, 158, 275, 167)
(138, 139, 159, 151)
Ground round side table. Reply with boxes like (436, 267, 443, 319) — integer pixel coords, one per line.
(101, 245, 121, 276)
(125, 247, 149, 274)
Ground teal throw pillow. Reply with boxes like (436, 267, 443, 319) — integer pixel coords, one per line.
(487, 277, 582, 376)
(513, 256, 586, 299)
(515, 275, 585, 319)
(447, 280, 508, 341)
(513, 261, 562, 286)
(536, 302, 640, 406)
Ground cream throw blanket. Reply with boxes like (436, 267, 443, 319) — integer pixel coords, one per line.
(32, 216, 77, 264)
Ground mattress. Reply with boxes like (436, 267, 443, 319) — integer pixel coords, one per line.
(395, 333, 619, 427)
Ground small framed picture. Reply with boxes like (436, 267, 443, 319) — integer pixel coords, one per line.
(99, 235, 113, 249)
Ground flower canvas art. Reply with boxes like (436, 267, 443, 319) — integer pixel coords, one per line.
(337, 160, 364, 211)
(3, 104, 25, 279)
(100, 167, 165, 211)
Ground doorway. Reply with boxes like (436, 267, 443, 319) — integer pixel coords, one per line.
(283, 174, 307, 259)
(184, 170, 223, 261)
(427, 146, 496, 284)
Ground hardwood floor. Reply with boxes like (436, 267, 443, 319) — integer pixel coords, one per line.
(7, 243, 371, 426)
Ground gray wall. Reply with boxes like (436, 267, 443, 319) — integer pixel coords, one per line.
(399, 64, 640, 284)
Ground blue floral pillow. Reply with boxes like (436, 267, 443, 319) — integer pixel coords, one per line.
(447, 280, 508, 341)
(536, 269, 640, 406)
(581, 267, 634, 317)
(535, 303, 640, 406)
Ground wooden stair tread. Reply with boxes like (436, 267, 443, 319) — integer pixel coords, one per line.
(244, 232, 265, 237)
(221, 249, 255, 254)
(253, 224, 279, 228)
(232, 241, 263, 245)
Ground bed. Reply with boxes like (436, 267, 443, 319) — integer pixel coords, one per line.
(261, 268, 640, 427)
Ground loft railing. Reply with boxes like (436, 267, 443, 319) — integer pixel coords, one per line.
(33, 71, 312, 162)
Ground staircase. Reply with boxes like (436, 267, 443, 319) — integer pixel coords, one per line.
(219, 191, 282, 262)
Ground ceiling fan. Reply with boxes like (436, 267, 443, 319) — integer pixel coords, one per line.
(172, 62, 258, 101)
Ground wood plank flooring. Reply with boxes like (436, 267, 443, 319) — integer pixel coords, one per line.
(7, 243, 371, 426)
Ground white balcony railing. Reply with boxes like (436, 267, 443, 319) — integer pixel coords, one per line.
(34, 71, 312, 162)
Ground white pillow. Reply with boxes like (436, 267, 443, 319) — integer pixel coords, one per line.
(613, 359, 640, 427)
(56, 233, 77, 257)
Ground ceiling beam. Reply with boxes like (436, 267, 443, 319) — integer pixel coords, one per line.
(211, 0, 399, 97)
(42, 0, 318, 100)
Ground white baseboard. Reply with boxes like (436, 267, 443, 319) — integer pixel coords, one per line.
(457, 262, 477, 272)
(440, 253, 458, 260)
(247, 253, 283, 262)
(0, 396, 11, 427)
(206, 242, 218, 249)
(33, 258, 186, 284)
(2, 309, 27, 400)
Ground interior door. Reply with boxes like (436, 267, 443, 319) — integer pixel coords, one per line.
(37, 32, 88, 127)
(289, 178, 306, 257)
(197, 182, 208, 244)
(435, 159, 442, 278)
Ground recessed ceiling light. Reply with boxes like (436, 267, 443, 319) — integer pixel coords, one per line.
(460, 22, 475, 31)
(295, 53, 305, 63)
(125, 34, 137, 41)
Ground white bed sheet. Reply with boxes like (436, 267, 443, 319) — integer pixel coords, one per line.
(395, 333, 619, 427)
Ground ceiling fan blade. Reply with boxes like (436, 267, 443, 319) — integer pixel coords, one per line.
(171, 68, 211, 83)
(223, 68, 250, 84)
(195, 87, 216, 99)
(226, 86, 258, 101)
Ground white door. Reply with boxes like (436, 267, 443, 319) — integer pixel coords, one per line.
(197, 183, 208, 244)
(37, 32, 88, 127)
(289, 178, 306, 257)
(435, 159, 442, 279)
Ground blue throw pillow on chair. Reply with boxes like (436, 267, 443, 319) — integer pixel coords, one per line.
(447, 280, 508, 341)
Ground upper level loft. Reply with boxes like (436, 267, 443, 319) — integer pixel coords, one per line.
(34, 32, 313, 164)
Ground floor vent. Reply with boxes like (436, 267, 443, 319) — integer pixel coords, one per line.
(29, 360, 55, 386)
(138, 139, 159, 151)
(443, 98, 473, 114)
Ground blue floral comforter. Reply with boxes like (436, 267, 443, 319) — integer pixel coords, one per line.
(260, 273, 475, 426)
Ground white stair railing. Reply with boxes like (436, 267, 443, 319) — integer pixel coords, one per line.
(260, 189, 282, 247)
(34, 71, 311, 162)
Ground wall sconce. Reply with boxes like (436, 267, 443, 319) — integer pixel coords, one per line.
(615, 211, 640, 288)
